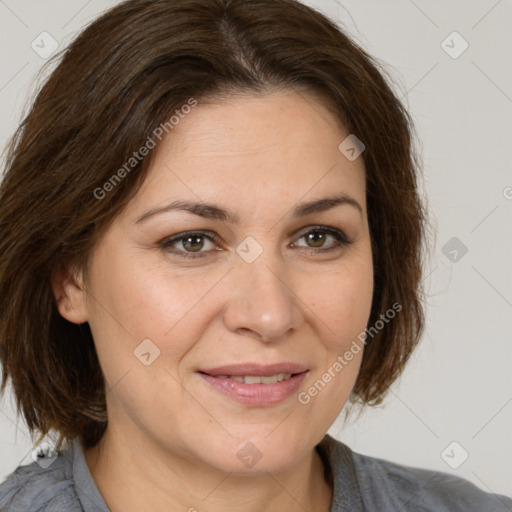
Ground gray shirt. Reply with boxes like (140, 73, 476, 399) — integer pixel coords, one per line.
(0, 434, 510, 511)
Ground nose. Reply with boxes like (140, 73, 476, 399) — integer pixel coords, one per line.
(222, 252, 303, 343)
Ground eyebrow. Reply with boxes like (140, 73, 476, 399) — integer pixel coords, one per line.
(134, 193, 363, 225)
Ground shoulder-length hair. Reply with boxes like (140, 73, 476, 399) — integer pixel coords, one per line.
(0, 0, 427, 450)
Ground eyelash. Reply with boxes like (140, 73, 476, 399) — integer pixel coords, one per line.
(159, 226, 354, 259)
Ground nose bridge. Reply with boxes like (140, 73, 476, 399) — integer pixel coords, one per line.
(222, 239, 301, 342)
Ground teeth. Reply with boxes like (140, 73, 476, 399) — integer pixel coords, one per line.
(214, 373, 293, 384)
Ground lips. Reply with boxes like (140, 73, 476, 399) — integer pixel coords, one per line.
(197, 363, 309, 406)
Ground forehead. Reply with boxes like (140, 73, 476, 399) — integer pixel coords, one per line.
(126, 90, 366, 221)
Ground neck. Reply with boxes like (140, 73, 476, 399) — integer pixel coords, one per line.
(84, 425, 332, 512)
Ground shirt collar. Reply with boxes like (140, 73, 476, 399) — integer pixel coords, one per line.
(315, 433, 365, 511)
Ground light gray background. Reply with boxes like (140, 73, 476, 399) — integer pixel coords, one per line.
(1, 0, 511, 498)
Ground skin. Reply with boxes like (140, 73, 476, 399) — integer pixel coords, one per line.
(53, 89, 373, 512)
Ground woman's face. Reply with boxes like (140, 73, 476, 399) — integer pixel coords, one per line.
(61, 89, 373, 473)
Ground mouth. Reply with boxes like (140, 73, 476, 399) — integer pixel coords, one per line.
(197, 363, 309, 406)
(198, 362, 308, 378)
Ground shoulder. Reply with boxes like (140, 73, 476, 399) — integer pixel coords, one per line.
(0, 443, 83, 512)
(350, 447, 512, 512)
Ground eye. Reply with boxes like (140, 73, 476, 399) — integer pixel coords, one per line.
(292, 226, 353, 253)
(160, 231, 220, 259)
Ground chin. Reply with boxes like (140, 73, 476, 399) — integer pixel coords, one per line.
(192, 431, 311, 475)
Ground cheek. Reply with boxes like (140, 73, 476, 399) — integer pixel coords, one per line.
(304, 253, 373, 351)
(84, 247, 210, 384)
(84, 255, 201, 421)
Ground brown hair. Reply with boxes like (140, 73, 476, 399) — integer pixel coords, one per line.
(0, 0, 427, 450)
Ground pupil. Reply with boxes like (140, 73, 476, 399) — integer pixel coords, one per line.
(307, 232, 325, 247)
(183, 236, 204, 252)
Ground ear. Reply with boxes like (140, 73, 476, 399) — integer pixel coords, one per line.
(51, 264, 89, 324)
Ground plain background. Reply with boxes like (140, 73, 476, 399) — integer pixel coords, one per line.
(0, 0, 511, 498)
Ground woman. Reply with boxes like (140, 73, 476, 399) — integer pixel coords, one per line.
(0, 0, 509, 511)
